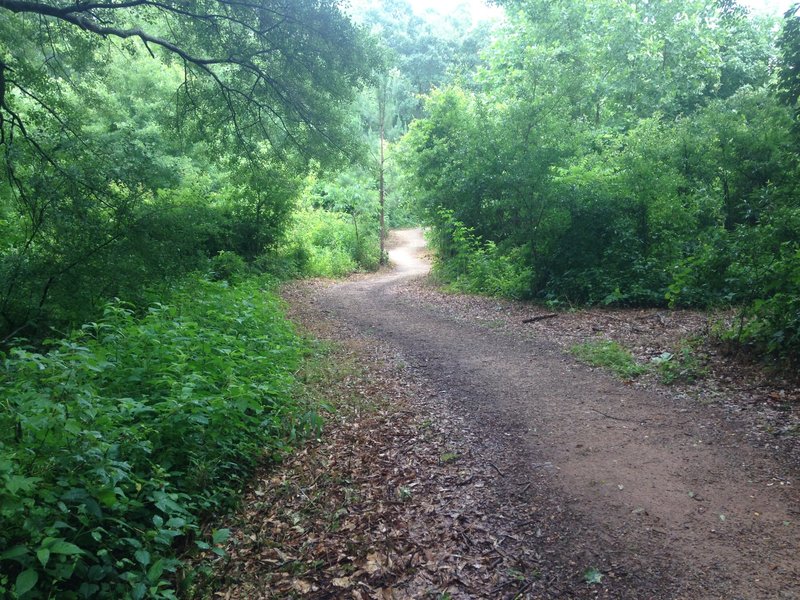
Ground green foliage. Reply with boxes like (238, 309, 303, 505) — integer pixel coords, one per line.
(735, 245, 800, 363)
(651, 341, 708, 385)
(207, 251, 248, 284)
(398, 1, 798, 364)
(0, 0, 379, 343)
(352, 0, 496, 123)
(267, 171, 382, 278)
(0, 276, 312, 598)
(429, 209, 531, 299)
(570, 339, 648, 380)
(1, 0, 378, 165)
(284, 209, 361, 278)
(778, 4, 800, 114)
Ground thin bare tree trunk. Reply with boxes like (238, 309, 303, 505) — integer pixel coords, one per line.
(378, 78, 387, 264)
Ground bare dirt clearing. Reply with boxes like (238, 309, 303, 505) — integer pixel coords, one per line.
(216, 229, 799, 599)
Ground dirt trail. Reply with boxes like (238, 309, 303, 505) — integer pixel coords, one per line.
(315, 228, 799, 599)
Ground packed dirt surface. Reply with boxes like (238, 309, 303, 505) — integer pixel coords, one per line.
(217, 229, 799, 599)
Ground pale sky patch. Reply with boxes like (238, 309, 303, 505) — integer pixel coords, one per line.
(406, 0, 504, 21)
(740, 0, 795, 15)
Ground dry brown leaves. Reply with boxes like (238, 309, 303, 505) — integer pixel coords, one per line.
(209, 283, 546, 599)
(205, 274, 797, 599)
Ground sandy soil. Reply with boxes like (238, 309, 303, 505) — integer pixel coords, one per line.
(309, 228, 799, 599)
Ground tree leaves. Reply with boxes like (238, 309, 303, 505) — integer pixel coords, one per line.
(15, 569, 38, 596)
(399, 0, 798, 363)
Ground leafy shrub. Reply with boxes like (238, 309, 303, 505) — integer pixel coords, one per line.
(283, 207, 379, 277)
(736, 245, 800, 365)
(570, 339, 648, 379)
(651, 341, 708, 384)
(253, 243, 311, 280)
(430, 209, 532, 299)
(0, 276, 312, 598)
(207, 250, 248, 283)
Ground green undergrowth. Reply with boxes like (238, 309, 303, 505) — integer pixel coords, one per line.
(651, 339, 709, 385)
(571, 339, 649, 380)
(428, 209, 532, 300)
(0, 276, 321, 599)
(572, 337, 708, 384)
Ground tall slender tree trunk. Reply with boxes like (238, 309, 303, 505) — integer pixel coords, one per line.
(378, 78, 387, 264)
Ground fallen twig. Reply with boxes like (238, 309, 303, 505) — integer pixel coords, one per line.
(522, 313, 558, 324)
(488, 462, 506, 477)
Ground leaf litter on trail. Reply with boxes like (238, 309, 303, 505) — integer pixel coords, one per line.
(193, 278, 669, 599)
(201, 286, 550, 598)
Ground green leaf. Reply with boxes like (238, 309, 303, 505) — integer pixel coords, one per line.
(0, 545, 29, 561)
(584, 567, 603, 585)
(49, 540, 83, 555)
(97, 488, 118, 507)
(166, 517, 186, 529)
(211, 528, 231, 545)
(147, 559, 165, 583)
(15, 569, 38, 596)
(5, 475, 41, 495)
(36, 548, 50, 568)
(131, 582, 147, 600)
(134, 549, 151, 567)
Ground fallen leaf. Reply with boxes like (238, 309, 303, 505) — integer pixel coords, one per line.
(332, 577, 352, 588)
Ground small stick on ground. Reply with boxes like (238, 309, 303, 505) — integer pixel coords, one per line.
(488, 462, 506, 477)
(522, 313, 558, 324)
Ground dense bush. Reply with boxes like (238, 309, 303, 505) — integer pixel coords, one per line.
(260, 172, 383, 278)
(0, 276, 314, 598)
(429, 209, 532, 299)
(398, 2, 800, 364)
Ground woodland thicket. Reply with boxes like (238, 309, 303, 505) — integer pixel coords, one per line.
(1, 0, 799, 597)
(399, 0, 800, 364)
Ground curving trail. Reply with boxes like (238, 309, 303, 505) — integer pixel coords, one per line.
(317, 228, 799, 599)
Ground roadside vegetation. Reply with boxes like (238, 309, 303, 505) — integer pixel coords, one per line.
(0, 278, 312, 598)
(571, 340, 650, 380)
(2, 0, 799, 597)
(571, 337, 709, 384)
(398, 0, 800, 367)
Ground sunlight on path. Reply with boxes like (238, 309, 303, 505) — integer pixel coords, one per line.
(387, 228, 430, 277)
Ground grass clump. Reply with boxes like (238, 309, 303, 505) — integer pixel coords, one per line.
(571, 339, 648, 379)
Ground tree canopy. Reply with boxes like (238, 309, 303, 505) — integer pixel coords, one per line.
(0, 0, 384, 339)
(0, 0, 377, 158)
(398, 0, 799, 362)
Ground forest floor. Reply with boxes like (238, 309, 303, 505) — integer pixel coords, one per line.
(212, 229, 800, 599)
